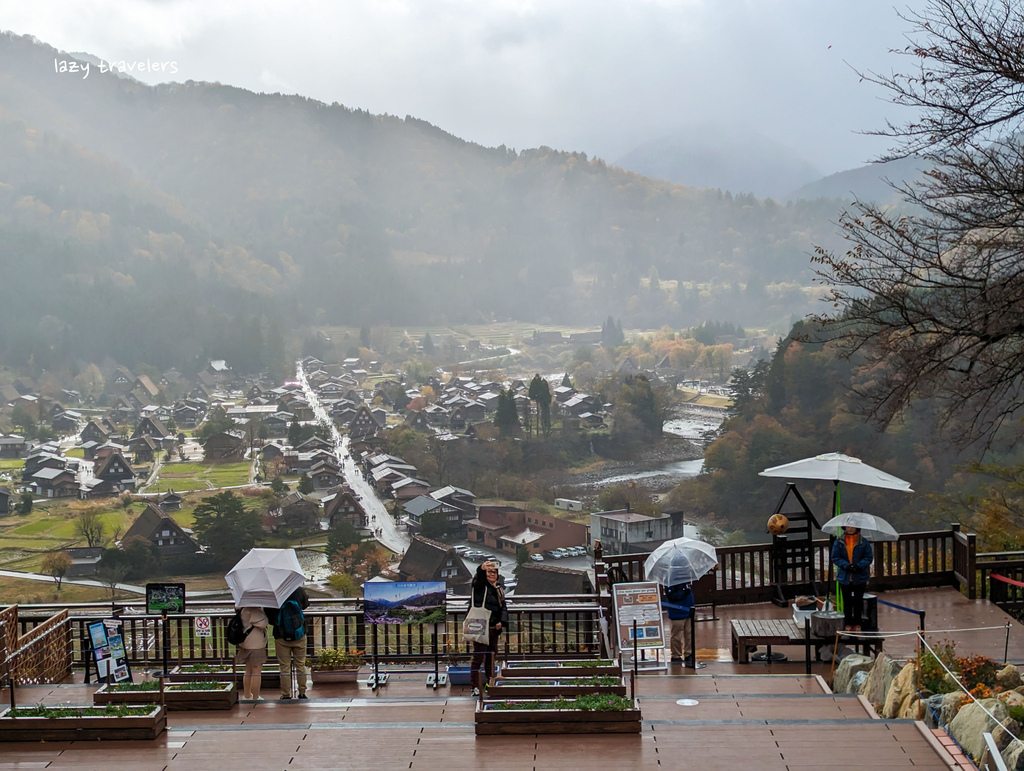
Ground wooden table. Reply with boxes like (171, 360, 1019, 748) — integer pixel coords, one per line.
(731, 618, 837, 672)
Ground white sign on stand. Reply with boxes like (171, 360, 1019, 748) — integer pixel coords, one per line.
(194, 615, 212, 638)
(612, 581, 667, 670)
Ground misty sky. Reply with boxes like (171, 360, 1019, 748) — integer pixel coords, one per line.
(0, 0, 928, 175)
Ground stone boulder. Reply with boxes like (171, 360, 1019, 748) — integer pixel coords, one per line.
(922, 694, 945, 728)
(833, 654, 873, 694)
(882, 662, 918, 719)
(998, 665, 1023, 690)
(949, 698, 1018, 762)
(940, 691, 967, 726)
(850, 670, 869, 693)
(1000, 690, 1024, 708)
(859, 652, 903, 711)
(1000, 740, 1024, 771)
(898, 696, 923, 720)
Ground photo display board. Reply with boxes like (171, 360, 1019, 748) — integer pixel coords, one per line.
(146, 582, 186, 614)
(612, 581, 665, 649)
(364, 581, 446, 625)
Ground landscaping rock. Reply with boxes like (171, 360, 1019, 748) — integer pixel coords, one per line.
(940, 691, 966, 726)
(898, 696, 922, 720)
(859, 653, 903, 711)
(1000, 690, 1024, 708)
(1000, 740, 1024, 771)
(882, 663, 918, 719)
(923, 694, 945, 728)
(850, 671, 869, 693)
(998, 665, 1023, 690)
(949, 698, 1017, 762)
(833, 654, 873, 693)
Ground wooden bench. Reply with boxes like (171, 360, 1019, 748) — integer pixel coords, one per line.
(730, 618, 836, 672)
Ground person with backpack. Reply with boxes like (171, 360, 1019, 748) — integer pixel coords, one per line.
(232, 606, 269, 701)
(266, 586, 309, 700)
(468, 561, 507, 698)
(663, 582, 695, 666)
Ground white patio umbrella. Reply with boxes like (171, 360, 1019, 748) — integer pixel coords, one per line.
(644, 537, 718, 586)
(226, 548, 305, 608)
(820, 512, 899, 542)
(759, 453, 913, 493)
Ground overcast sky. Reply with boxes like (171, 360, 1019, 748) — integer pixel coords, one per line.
(0, 0, 926, 175)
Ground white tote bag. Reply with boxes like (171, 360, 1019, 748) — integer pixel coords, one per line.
(462, 590, 491, 644)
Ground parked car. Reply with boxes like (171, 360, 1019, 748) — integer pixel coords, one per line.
(530, 553, 545, 561)
(453, 545, 471, 555)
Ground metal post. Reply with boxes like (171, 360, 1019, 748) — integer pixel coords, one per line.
(372, 623, 379, 691)
(1005, 621, 1012, 665)
(161, 611, 170, 678)
(918, 611, 926, 632)
(632, 619, 638, 681)
(431, 625, 439, 690)
(687, 607, 696, 669)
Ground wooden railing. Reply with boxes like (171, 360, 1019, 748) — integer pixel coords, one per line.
(10, 595, 604, 671)
(595, 524, 971, 606)
(2, 607, 72, 685)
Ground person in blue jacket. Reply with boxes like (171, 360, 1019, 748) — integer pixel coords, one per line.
(830, 526, 873, 631)
(663, 582, 695, 665)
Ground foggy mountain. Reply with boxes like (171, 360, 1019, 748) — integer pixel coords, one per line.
(786, 157, 923, 205)
(0, 33, 850, 372)
(615, 126, 822, 200)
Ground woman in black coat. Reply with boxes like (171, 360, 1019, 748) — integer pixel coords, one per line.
(469, 561, 508, 697)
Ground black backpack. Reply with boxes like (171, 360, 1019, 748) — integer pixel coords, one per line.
(226, 610, 251, 646)
(278, 599, 305, 641)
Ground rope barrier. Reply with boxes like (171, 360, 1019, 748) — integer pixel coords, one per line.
(839, 624, 1010, 640)
(876, 598, 925, 615)
(992, 574, 1024, 588)
(917, 633, 1024, 750)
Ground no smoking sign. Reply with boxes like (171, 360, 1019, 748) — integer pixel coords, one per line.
(194, 615, 212, 638)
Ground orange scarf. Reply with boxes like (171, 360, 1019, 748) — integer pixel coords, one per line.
(845, 534, 858, 563)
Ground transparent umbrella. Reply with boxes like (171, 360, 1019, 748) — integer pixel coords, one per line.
(644, 537, 718, 586)
(820, 512, 899, 542)
(226, 548, 305, 607)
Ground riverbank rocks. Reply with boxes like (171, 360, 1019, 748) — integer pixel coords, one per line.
(998, 664, 1023, 690)
(882, 662, 918, 718)
(949, 698, 1019, 762)
(859, 652, 903, 710)
(999, 739, 1024, 771)
(833, 653, 873, 694)
(1000, 690, 1024, 707)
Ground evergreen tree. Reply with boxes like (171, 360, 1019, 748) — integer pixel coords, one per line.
(192, 491, 261, 568)
(495, 387, 520, 438)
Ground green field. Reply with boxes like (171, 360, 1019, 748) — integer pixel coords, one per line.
(0, 458, 25, 470)
(145, 461, 251, 493)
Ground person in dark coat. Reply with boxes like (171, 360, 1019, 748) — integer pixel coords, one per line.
(663, 582, 695, 665)
(830, 526, 873, 631)
(469, 561, 508, 697)
(265, 586, 310, 699)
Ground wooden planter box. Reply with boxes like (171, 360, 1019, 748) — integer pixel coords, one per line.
(475, 700, 641, 735)
(488, 681, 628, 699)
(311, 668, 361, 684)
(0, 705, 166, 741)
(168, 666, 282, 688)
(94, 682, 238, 711)
(501, 662, 622, 679)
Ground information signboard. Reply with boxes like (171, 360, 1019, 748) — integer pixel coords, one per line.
(612, 581, 665, 650)
(146, 582, 186, 615)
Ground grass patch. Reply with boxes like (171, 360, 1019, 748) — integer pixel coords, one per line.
(0, 575, 133, 604)
(0, 459, 25, 470)
(64, 447, 85, 458)
(12, 519, 58, 536)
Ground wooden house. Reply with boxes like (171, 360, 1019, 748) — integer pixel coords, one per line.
(323, 487, 367, 529)
(396, 536, 473, 590)
(202, 430, 246, 460)
(122, 504, 199, 557)
(263, 491, 321, 534)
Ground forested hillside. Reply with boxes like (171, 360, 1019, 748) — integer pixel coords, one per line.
(668, 323, 1024, 539)
(1, 33, 847, 372)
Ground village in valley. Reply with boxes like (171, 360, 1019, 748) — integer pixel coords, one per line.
(0, 324, 748, 605)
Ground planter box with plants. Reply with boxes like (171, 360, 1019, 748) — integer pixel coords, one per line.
(310, 649, 364, 683)
(0, 704, 167, 742)
(501, 659, 622, 679)
(475, 694, 641, 735)
(169, 663, 282, 687)
(487, 674, 628, 699)
(94, 680, 238, 711)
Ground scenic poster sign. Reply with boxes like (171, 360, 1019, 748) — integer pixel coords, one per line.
(364, 581, 446, 625)
(146, 582, 186, 614)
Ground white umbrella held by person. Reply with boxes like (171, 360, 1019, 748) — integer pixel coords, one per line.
(644, 537, 718, 586)
(820, 512, 899, 542)
(226, 548, 305, 608)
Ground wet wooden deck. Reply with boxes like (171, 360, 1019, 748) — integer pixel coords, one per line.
(3, 586, 1009, 769)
